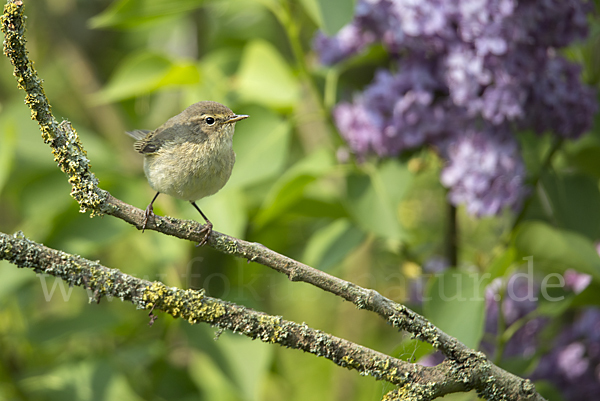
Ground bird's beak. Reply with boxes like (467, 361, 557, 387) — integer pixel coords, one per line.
(228, 114, 249, 123)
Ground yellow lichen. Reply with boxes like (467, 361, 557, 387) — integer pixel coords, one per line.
(141, 282, 225, 324)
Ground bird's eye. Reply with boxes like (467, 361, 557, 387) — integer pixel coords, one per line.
(206, 117, 215, 125)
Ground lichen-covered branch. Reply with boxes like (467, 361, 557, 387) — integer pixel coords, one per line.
(0, 231, 468, 399)
(1, 1, 545, 400)
(1, 1, 106, 213)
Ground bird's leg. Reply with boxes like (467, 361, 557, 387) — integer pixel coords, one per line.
(190, 201, 213, 247)
(142, 192, 160, 233)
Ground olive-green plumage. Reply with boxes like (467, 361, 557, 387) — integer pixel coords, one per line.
(126, 101, 248, 245)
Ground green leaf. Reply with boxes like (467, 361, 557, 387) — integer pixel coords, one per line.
(303, 219, 365, 271)
(189, 351, 239, 401)
(226, 106, 291, 189)
(93, 52, 200, 103)
(28, 307, 120, 343)
(499, 356, 540, 378)
(158, 62, 201, 87)
(567, 145, 600, 179)
(183, 325, 236, 389)
(259, 174, 317, 222)
(183, 49, 240, 104)
(514, 221, 600, 282)
(572, 281, 600, 307)
(89, 0, 205, 29)
(193, 187, 247, 239)
(7, 102, 56, 171)
(218, 332, 273, 398)
(289, 199, 348, 219)
(105, 373, 146, 401)
(516, 131, 553, 178)
(315, 0, 356, 35)
(537, 286, 575, 317)
(151, 360, 198, 400)
(539, 172, 600, 240)
(298, 0, 323, 28)
(23, 359, 147, 401)
(488, 247, 517, 281)
(20, 173, 72, 239)
(423, 271, 486, 349)
(534, 381, 567, 401)
(345, 160, 412, 241)
(255, 149, 334, 226)
(0, 118, 16, 196)
(390, 339, 435, 363)
(299, 0, 355, 35)
(563, 28, 600, 86)
(236, 40, 300, 109)
(0, 262, 35, 302)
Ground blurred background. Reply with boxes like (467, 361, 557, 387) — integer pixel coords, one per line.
(0, 1, 600, 400)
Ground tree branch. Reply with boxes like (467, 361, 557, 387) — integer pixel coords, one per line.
(1, 1, 545, 400)
(0, 231, 466, 399)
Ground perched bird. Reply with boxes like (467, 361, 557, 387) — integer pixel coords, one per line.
(126, 101, 248, 246)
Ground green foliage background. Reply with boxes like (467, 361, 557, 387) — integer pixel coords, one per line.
(0, 1, 599, 400)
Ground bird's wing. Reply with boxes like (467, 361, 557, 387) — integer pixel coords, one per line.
(131, 126, 184, 155)
(133, 134, 161, 154)
(128, 124, 209, 155)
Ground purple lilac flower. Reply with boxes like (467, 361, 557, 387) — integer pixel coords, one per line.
(483, 275, 542, 353)
(481, 272, 599, 400)
(445, 44, 491, 108)
(524, 54, 598, 139)
(355, 0, 400, 44)
(333, 59, 461, 157)
(333, 101, 385, 157)
(564, 269, 592, 295)
(531, 309, 600, 400)
(418, 351, 445, 367)
(479, 74, 527, 124)
(457, 0, 516, 55)
(417, 268, 599, 397)
(440, 126, 526, 216)
(557, 342, 590, 380)
(313, 23, 375, 65)
(316, 0, 597, 216)
(515, 0, 592, 48)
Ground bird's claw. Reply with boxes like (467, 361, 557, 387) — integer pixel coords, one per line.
(196, 221, 213, 247)
(142, 204, 155, 233)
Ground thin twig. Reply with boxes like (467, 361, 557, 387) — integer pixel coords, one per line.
(512, 137, 564, 230)
(446, 202, 458, 268)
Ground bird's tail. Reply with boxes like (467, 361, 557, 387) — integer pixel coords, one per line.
(125, 130, 151, 140)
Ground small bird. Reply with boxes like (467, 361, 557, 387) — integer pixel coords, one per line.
(126, 101, 248, 246)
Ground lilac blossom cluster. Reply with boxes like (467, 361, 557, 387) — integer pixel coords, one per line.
(417, 267, 597, 400)
(531, 309, 600, 399)
(315, 0, 596, 216)
(440, 126, 526, 215)
(483, 271, 597, 400)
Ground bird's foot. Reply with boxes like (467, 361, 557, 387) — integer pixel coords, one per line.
(142, 203, 155, 233)
(195, 221, 213, 247)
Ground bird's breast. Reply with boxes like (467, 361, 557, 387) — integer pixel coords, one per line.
(143, 136, 235, 201)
